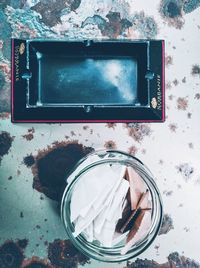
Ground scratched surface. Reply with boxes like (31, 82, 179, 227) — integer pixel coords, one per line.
(0, 0, 200, 267)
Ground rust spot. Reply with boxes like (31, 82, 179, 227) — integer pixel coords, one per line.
(104, 140, 117, 149)
(31, 0, 81, 27)
(131, 11, 158, 39)
(168, 94, 174, 101)
(182, 77, 186, 83)
(48, 239, 90, 268)
(176, 163, 194, 181)
(195, 93, 200, 99)
(82, 11, 132, 38)
(0, 62, 11, 112)
(127, 123, 151, 143)
(177, 97, 188, 110)
(32, 141, 94, 201)
(126, 252, 200, 267)
(82, 125, 89, 130)
(20, 212, 24, 218)
(188, 143, 193, 149)
(0, 131, 14, 164)
(165, 55, 173, 66)
(22, 128, 35, 141)
(166, 81, 172, 90)
(0, 112, 10, 119)
(67, 0, 81, 11)
(0, 240, 25, 268)
(23, 154, 35, 167)
(106, 123, 117, 129)
(128, 146, 138, 156)
(173, 79, 179, 86)
(163, 190, 173, 197)
(168, 123, 177, 132)
(70, 131, 76, 136)
(22, 134, 34, 141)
(159, 0, 185, 29)
(191, 64, 200, 76)
(17, 239, 28, 249)
(126, 259, 162, 267)
(22, 257, 53, 268)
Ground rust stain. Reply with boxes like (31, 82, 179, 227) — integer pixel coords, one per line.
(104, 140, 117, 149)
(22, 128, 35, 141)
(0, 131, 14, 164)
(48, 239, 90, 268)
(23, 154, 35, 168)
(106, 123, 117, 129)
(191, 64, 200, 77)
(159, 214, 174, 235)
(22, 257, 53, 268)
(128, 145, 138, 156)
(32, 141, 94, 201)
(127, 123, 151, 143)
(0, 112, 10, 119)
(126, 252, 200, 267)
(177, 97, 188, 110)
(82, 11, 132, 38)
(0, 239, 28, 268)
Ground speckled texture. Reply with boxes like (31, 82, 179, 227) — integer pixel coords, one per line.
(48, 239, 90, 268)
(0, 0, 200, 267)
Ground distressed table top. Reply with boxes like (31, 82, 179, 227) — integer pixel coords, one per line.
(0, 0, 200, 267)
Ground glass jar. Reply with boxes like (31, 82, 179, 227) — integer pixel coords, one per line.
(61, 150, 163, 262)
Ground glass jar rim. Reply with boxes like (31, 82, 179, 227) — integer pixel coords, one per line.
(61, 149, 163, 262)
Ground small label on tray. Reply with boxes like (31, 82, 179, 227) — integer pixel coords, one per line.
(14, 45, 20, 82)
(151, 75, 162, 110)
(156, 74, 162, 110)
(14, 42, 25, 82)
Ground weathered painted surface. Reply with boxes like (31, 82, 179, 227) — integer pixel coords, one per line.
(0, 0, 200, 267)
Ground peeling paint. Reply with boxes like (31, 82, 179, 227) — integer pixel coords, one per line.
(0, 10, 12, 60)
(82, 11, 132, 38)
(183, 0, 200, 13)
(131, 11, 158, 39)
(5, 6, 56, 38)
(0, 61, 11, 113)
(31, 0, 70, 27)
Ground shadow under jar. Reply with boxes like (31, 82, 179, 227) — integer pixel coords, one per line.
(61, 150, 163, 262)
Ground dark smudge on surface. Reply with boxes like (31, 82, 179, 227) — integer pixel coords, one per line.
(48, 239, 90, 268)
(0, 131, 14, 164)
(126, 252, 200, 267)
(32, 141, 94, 201)
(0, 239, 28, 268)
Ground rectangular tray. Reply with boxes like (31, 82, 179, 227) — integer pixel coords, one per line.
(12, 39, 165, 122)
